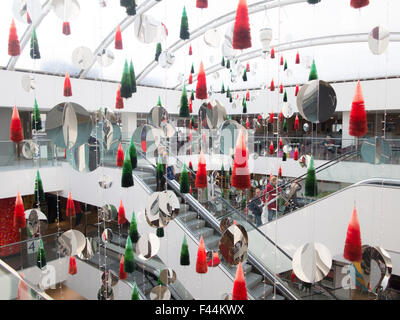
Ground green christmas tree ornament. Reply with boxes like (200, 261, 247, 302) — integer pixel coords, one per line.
(124, 236, 135, 273)
(31, 99, 42, 131)
(221, 83, 225, 94)
(179, 83, 190, 118)
(129, 60, 137, 94)
(226, 59, 231, 69)
(155, 42, 162, 61)
(284, 59, 288, 71)
(156, 227, 164, 238)
(242, 69, 247, 82)
(191, 90, 195, 101)
(120, 60, 132, 99)
(226, 87, 231, 98)
(180, 235, 190, 266)
(305, 156, 318, 197)
(283, 118, 287, 132)
(221, 57, 225, 67)
(180, 164, 190, 193)
(34, 170, 45, 205)
(157, 96, 162, 107)
(129, 137, 138, 170)
(30, 27, 40, 59)
(242, 98, 247, 114)
(283, 90, 288, 102)
(309, 59, 318, 81)
(179, 6, 190, 40)
(36, 239, 46, 269)
(129, 211, 139, 243)
(191, 63, 195, 74)
(121, 150, 134, 188)
(131, 282, 140, 300)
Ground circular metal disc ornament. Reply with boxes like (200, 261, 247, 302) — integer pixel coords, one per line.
(297, 80, 337, 123)
(13, 0, 42, 24)
(52, 0, 80, 21)
(72, 47, 94, 69)
(150, 285, 171, 300)
(58, 230, 86, 257)
(218, 224, 248, 265)
(368, 26, 390, 55)
(101, 270, 119, 287)
(21, 74, 35, 92)
(132, 124, 161, 153)
(361, 137, 392, 165)
(218, 120, 245, 155)
(145, 192, 169, 228)
(282, 102, 294, 119)
(160, 122, 176, 139)
(136, 233, 160, 261)
(222, 293, 232, 300)
(101, 228, 113, 244)
(97, 284, 114, 300)
(148, 106, 168, 128)
(98, 175, 113, 189)
(259, 27, 273, 52)
(22, 141, 39, 159)
(63, 103, 78, 149)
(158, 190, 180, 222)
(158, 51, 175, 69)
(292, 242, 332, 284)
(27, 209, 39, 236)
(78, 237, 96, 260)
(303, 123, 310, 132)
(250, 179, 259, 188)
(134, 14, 165, 44)
(67, 143, 100, 173)
(99, 204, 117, 222)
(204, 29, 221, 48)
(159, 268, 177, 285)
(96, 49, 114, 67)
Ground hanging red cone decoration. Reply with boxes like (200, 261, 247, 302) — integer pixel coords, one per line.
(295, 84, 299, 97)
(8, 19, 21, 56)
(291, 270, 296, 282)
(195, 151, 208, 189)
(63, 71, 72, 97)
(231, 129, 251, 190)
(270, 79, 275, 91)
(344, 206, 362, 262)
(10, 105, 23, 143)
(269, 112, 274, 124)
(196, 61, 208, 100)
(189, 97, 193, 113)
(279, 138, 283, 149)
(188, 73, 193, 85)
(232, 0, 252, 50)
(115, 24, 123, 50)
(207, 252, 221, 267)
(279, 84, 283, 94)
(294, 114, 300, 131)
(27, 12, 32, 24)
(64, 148, 66, 159)
(119, 255, 128, 280)
(294, 147, 299, 161)
(66, 192, 76, 217)
(196, 0, 208, 9)
(68, 256, 77, 275)
(350, 0, 369, 9)
(270, 46, 275, 59)
(196, 236, 208, 274)
(278, 166, 282, 179)
(62, 21, 71, 35)
(115, 84, 124, 109)
(232, 262, 247, 300)
(280, 55, 284, 66)
(189, 44, 193, 55)
(116, 143, 124, 167)
(295, 51, 300, 64)
(349, 81, 367, 137)
(246, 63, 250, 72)
(245, 118, 250, 129)
(118, 200, 128, 225)
(245, 90, 250, 101)
(278, 111, 284, 123)
(14, 192, 26, 229)
(269, 141, 274, 155)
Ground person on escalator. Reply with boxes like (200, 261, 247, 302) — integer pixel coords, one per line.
(262, 176, 280, 222)
(248, 188, 264, 227)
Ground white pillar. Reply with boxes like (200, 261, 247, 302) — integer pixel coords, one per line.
(341, 111, 355, 148)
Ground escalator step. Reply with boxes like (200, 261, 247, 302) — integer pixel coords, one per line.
(245, 272, 263, 290)
(250, 283, 274, 300)
(203, 235, 221, 250)
(178, 211, 198, 222)
(185, 219, 206, 230)
(192, 227, 215, 239)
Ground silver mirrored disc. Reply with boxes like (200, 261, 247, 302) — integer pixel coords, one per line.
(27, 209, 39, 236)
(218, 224, 248, 266)
(259, 178, 266, 186)
(22, 141, 39, 159)
(158, 51, 175, 69)
(52, 0, 80, 21)
(282, 102, 294, 119)
(148, 106, 168, 128)
(220, 217, 234, 233)
(132, 124, 161, 153)
(78, 237, 96, 260)
(99, 204, 117, 222)
(160, 122, 176, 139)
(21, 74, 35, 92)
(134, 14, 165, 44)
(58, 229, 86, 257)
(368, 26, 389, 55)
(145, 192, 169, 228)
(96, 49, 114, 67)
(361, 137, 391, 165)
(101, 228, 113, 244)
(24, 209, 47, 221)
(204, 29, 221, 48)
(98, 175, 113, 189)
(136, 233, 160, 261)
(158, 191, 180, 222)
(150, 285, 170, 300)
(63, 102, 78, 149)
(303, 123, 309, 132)
(297, 80, 337, 123)
(102, 119, 113, 150)
(97, 284, 114, 300)
(13, 0, 42, 24)
(72, 46, 94, 69)
(218, 120, 245, 155)
(101, 269, 119, 287)
(250, 179, 259, 188)
(159, 268, 177, 285)
(67, 143, 100, 173)
(292, 242, 332, 284)
(259, 27, 273, 52)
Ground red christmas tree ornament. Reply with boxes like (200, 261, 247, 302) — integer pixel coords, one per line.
(188, 73, 193, 85)
(207, 252, 221, 267)
(257, 114, 262, 122)
(196, 236, 208, 274)
(63, 71, 72, 97)
(119, 255, 128, 280)
(245, 90, 250, 101)
(294, 115, 300, 131)
(278, 111, 284, 123)
(189, 44, 193, 55)
(246, 62, 250, 72)
(344, 206, 363, 262)
(350, 0, 369, 9)
(115, 84, 124, 109)
(66, 192, 76, 217)
(295, 84, 299, 97)
(116, 142, 124, 167)
(279, 84, 283, 94)
(294, 147, 299, 161)
(14, 192, 26, 229)
(68, 256, 77, 275)
(196, 0, 208, 9)
(27, 12, 32, 24)
(232, 262, 247, 300)
(349, 81, 367, 137)
(291, 270, 296, 282)
(10, 105, 23, 143)
(270, 79, 275, 91)
(195, 151, 208, 189)
(269, 141, 274, 155)
(8, 19, 21, 56)
(280, 55, 284, 66)
(279, 138, 283, 149)
(231, 129, 251, 190)
(115, 24, 123, 50)
(295, 51, 300, 64)
(62, 21, 71, 35)
(189, 97, 193, 113)
(64, 148, 67, 159)
(232, 0, 252, 50)
(196, 61, 208, 100)
(118, 200, 128, 225)
(245, 118, 250, 129)
(270, 46, 275, 59)
(278, 166, 282, 179)
(269, 112, 274, 124)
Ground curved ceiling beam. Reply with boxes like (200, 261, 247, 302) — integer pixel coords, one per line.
(79, 0, 159, 78)
(6, 0, 52, 70)
(174, 32, 400, 90)
(136, 0, 307, 83)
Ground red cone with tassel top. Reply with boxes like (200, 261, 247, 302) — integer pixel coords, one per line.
(231, 129, 251, 190)
(246, 63, 250, 72)
(189, 97, 193, 113)
(270, 79, 275, 91)
(232, 262, 247, 300)
(63, 71, 72, 97)
(195, 151, 208, 189)
(115, 24, 123, 50)
(27, 12, 32, 24)
(62, 22, 71, 35)
(280, 55, 284, 66)
(116, 143, 124, 167)
(269, 141, 274, 155)
(189, 44, 193, 55)
(245, 118, 250, 129)
(294, 147, 299, 161)
(343, 206, 362, 262)
(10, 105, 23, 143)
(196, 236, 208, 274)
(14, 192, 26, 229)
(295, 84, 299, 97)
(68, 256, 77, 275)
(8, 19, 20, 56)
(66, 192, 76, 217)
(115, 84, 124, 109)
(279, 84, 283, 94)
(196, 62, 208, 100)
(207, 252, 221, 267)
(278, 111, 284, 123)
(291, 270, 296, 282)
(196, 0, 208, 9)
(295, 51, 300, 64)
(278, 166, 282, 179)
(189, 73, 193, 85)
(294, 115, 300, 131)
(245, 90, 250, 101)
(119, 255, 128, 280)
(232, 0, 252, 50)
(269, 112, 274, 124)
(279, 138, 283, 149)
(118, 200, 128, 225)
(349, 81, 367, 137)
(350, 0, 369, 9)
(270, 46, 275, 59)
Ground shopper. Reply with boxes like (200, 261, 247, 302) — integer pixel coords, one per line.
(263, 176, 280, 222)
(248, 188, 264, 227)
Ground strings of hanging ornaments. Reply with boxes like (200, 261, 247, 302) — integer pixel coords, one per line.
(8, 19, 20, 56)
(232, 0, 252, 50)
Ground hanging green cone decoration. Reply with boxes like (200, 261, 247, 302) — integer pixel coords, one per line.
(131, 282, 140, 300)
(282, 152, 287, 161)
(191, 90, 195, 101)
(36, 239, 46, 269)
(221, 83, 225, 94)
(226, 59, 231, 69)
(283, 90, 288, 102)
(191, 63, 195, 74)
(31, 99, 42, 131)
(155, 42, 162, 61)
(226, 87, 231, 98)
(121, 150, 134, 188)
(129, 137, 137, 170)
(157, 96, 162, 107)
(305, 156, 318, 197)
(180, 164, 190, 193)
(129, 211, 139, 243)
(179, 84, 190, 117)
(284, 59, 288, 71)
(220, 164, 225, 189)
(229, 91, 233, 103)
(180, 6, 190, 40)
(242, 98, 247, 114)
(309, 59, 318, 81)
(242, 69, 247, 82)
(34, 170, 45, 205)
(180, 235, 190, 266)
(156, 157, 165, 191)
(241, 195, 246, 210)
(124, 236, 135, 273)
(120, 60, 132, 99)
(156, 227, 164, 238)
(191, 115, 195, 128)
(283, 118, 287, 132)
(30, 27, 40, 59)
(121, 0, 137, 15)
(129, 60, 137, 94)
